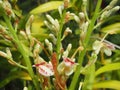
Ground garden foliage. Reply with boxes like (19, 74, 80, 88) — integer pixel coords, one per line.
(0, 0, 120, 90)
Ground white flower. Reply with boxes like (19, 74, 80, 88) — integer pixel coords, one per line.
(57, 58, 78, 76)
(103, 42, 115, 56)
(93, 40, 103, 54)
(93, 40, 115, 56)
(33, 62, 54, 77)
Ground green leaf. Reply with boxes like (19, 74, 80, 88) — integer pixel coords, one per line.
(95, 63, 120, 76)
(82, 64, 95, 90)
(0, 71, 31, 88)
(30, 1, 63, 14)
(31, 33, 49, 41)
(93, 80, 120, 89)
(101, 23, 120, 34)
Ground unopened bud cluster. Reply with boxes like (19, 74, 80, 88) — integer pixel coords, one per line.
(0, 0, 15, 18)
(100, 0, 120, 20)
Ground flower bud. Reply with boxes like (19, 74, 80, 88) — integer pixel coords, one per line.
(104, 0, 118, 10)
(63, 43, 72, 58)
(110, 6, 120, 13)
(3, 0, 15, 18)
(101, 6, 120, 20)
(65, 11, 71, 23)
(73, 14, 80, 23)
(64, 27, 72, 35)
(62, 27, 72, 40)
(44, 20, 52, 30)
(49, 34, 57, 44)
(45, 39, 53, 54)
(83, 21, 89, 32)
(26, 15, 34, 36)
(19, 31, 28, 39)
(46, 14, 55, 25)
(67, 43, 72, 51)
(109, 0, 118, 8)
(6, 48, 12, 58)
(100, 10, 109, 20)
(54, 19, 60, 31)
(58, 5, 64, 17)
(33, 43, 41, 58)
(79, 12, 85, 22)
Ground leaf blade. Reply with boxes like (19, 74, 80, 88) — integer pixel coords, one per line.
(95, 63, 120, 76)
(0, 71, 31, 88)
(93, 80, 120, 89)
(30, 1, 63, 14)
(101, 23, 120, 34)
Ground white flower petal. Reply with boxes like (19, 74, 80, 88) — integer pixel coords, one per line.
(57, 62, 65, 74)
(38, 65, 54, 77)
(104, 48, 112, 56)
(93, 40, 103, 54)
(65, 67, 74, 76)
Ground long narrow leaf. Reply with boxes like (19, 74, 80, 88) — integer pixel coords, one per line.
(101, 23, 120, 34)
(95, 63, 120, 76)
(30, 1, 63, 14)
(93, 80, 120, 89)
(0, 71, 31, 88)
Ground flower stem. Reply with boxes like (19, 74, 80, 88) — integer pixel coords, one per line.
(56, 9, 66, 59)
(3, 15, 40, 90)
(69, 0, 102, 90)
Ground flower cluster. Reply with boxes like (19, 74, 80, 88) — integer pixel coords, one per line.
(93, 40, 115, 56)
(100, 0, 120, 20)
(0, 0, 15, 18)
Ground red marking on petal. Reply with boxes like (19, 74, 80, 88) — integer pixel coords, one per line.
(106, 44, 115, 50)
(38, 65, 54, 76)
(33, 62, 46, 67)
(64, 58, 75, 66)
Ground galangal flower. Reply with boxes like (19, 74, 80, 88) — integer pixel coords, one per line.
(57, 57, 78, 76)
(33, 61, 54, 77)
(93, 40, 115, 56)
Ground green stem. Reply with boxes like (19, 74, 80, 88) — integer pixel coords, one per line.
(72, 0, 77, 6)
(69, 0, 102, 90)
(9, 59, 28, 70)
(82, 64, 95, 90)
(56, 10, 66, 59)
(3, 15, 40, 90)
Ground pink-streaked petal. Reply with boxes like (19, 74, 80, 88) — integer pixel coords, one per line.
(33, 61, 54, 77)
(38, 65, 54, 77)
(33, 62, 46, 67)
(63, 58, 75, 66)
(46, 63, 54, 72)
(105, 43, 115, 50)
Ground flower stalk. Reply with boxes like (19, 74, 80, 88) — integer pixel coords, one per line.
(3, 14, 40, 90)
(69, 0, 102, 89)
